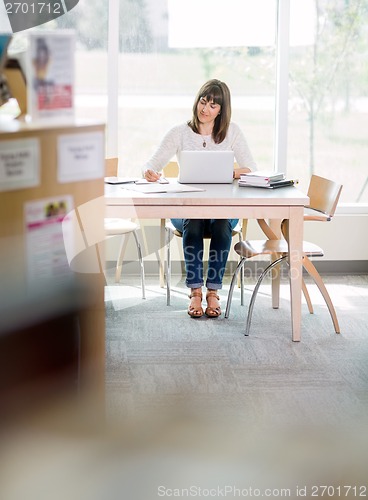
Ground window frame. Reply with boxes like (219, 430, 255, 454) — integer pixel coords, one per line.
(106, 0, 366, 213)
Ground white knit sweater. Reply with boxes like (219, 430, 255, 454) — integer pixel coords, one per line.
(143, 122, 257, 173)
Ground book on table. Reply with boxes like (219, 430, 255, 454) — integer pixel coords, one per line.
(239, 170, 285, 186)
(238, 171, 298, 189)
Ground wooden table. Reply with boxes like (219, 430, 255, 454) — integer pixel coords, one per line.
(105, 181, 309, 341)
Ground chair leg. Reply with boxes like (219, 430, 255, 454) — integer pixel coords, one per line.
(240, 219, 248, 307)
(132, 230, 146, 300)
(96, 241, 107, 285)
(302, 278, 314, 314)
(115, 233, 131, 283)
(302, 255, 340, 333)
(240, 260, 244, 306)
(165, 227, 171, 306)
(225, 258, 246, 318)
(271, 258, 281, 309)
(245, 257, 286, 336)
(236, 232, 245, 305)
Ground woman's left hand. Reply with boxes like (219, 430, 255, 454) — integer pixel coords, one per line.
(234, 167, 251, 179)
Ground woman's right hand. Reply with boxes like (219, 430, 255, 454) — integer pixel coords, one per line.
(144, 169, 162, 182)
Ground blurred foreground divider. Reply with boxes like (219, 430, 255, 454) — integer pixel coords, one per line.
(0, 282, 97, 427)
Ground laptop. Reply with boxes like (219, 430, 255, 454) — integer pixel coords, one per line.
(177, 151, 234, 184)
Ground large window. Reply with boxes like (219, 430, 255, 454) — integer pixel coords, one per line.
(3, 0, 367, 205)
(117, 0, 277, 177)
(287, 0, 368, 203)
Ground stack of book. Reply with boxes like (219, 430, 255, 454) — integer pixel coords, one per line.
(238, 171, 297, 189)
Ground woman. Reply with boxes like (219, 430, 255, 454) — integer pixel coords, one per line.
(144, 79, 256, 318)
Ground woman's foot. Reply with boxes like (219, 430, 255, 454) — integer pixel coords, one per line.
(205, 289, 221, 318)
(188, 288, 204, 318)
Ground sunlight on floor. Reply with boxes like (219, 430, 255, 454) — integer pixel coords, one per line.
(105, 273, 367, 314)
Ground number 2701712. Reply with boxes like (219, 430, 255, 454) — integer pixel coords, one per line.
(5, 3, 62, 15)
(310, 486, 367, 497)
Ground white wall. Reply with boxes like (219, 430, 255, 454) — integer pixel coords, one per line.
(303, 215, 368, 261)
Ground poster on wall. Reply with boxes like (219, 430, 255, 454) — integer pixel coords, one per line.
(27, 30, 75, 121)
(24, 195, 74, 287)
(0, 137, 40, 191)
(57, 131, 104, 183)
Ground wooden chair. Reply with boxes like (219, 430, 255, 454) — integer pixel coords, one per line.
(291, 174, 342, 316)
(104, 158, 145, 298)
(225, 174, 343, 335)
(304, 174, 343, 222)
(161, 161, 247, 305)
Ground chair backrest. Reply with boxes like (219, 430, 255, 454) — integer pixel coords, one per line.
(307, 175, 343, 217)
(163, 161, 179, 177)
(105, 157, 119, 177)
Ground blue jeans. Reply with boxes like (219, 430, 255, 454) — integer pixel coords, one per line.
(170, 219, 239, 290)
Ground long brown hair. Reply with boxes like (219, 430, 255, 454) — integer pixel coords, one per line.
(188, 79, 231, 144)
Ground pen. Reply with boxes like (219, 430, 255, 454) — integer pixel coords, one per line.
(158, 176, 169, 184)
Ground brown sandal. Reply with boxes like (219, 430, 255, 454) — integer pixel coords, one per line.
(188, 288, 204, 318)
(205, 289, 221, 318)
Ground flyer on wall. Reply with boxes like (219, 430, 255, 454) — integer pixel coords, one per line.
(27, 30, 75, 121)
(24, 195, 74, 288)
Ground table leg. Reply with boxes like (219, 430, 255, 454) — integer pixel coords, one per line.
(287, 207, 304, 342)
(159, 218, 165, 288)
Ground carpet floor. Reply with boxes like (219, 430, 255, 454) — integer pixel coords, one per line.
(103, 272, 368, 495)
